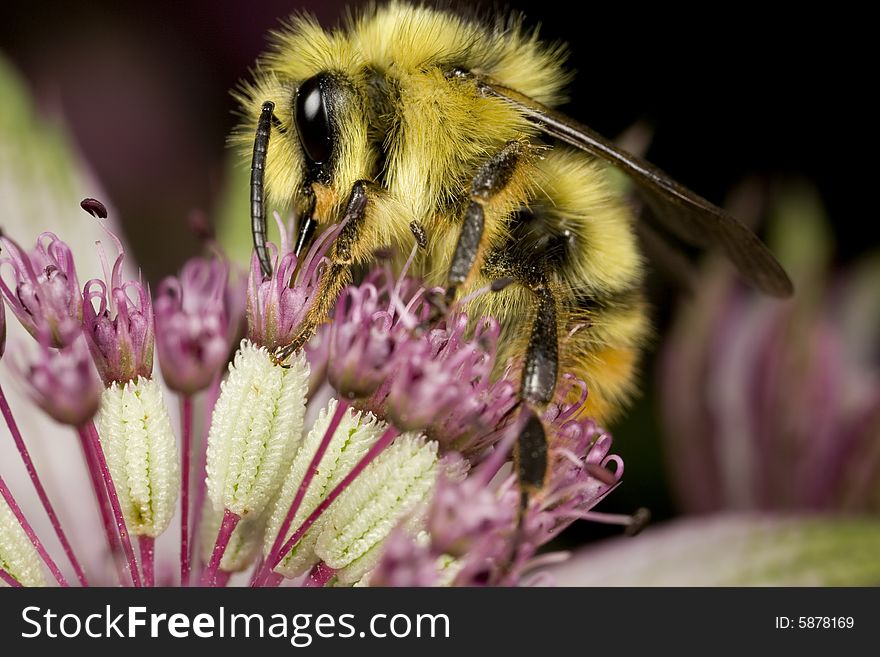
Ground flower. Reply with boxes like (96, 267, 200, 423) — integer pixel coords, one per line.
(1, 64, 636, 588)
(17, 334, 102, 427)
(0, 294, 5, 359)
(96, 377, 180, 538)
(325, 268, 517, 460)
(0, 231, 81, 347)
(205, 340, 309, 519)
(324, 274, 411, 399)
(2, 217, 633, 587)
(537, 182, 880, 588)
(544, 514, 880, 586)
(246, 213, 341, 352)
(82, 228, 154, 386)
(73, 212, 180, 584)
(265, 399, 390, 579)
(382, 315, 497, 430)
(309, 431, 440, 586)
(154, 255, 234, 394)
(366, 391, 633, 588)
(660, 186, 880, 513)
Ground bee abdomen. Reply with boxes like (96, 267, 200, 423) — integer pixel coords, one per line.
(559, 282, 649, 423)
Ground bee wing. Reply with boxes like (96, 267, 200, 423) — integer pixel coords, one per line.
(480, 79, 794, 297)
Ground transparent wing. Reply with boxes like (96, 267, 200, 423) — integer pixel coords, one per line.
(478, 78, 793, 297)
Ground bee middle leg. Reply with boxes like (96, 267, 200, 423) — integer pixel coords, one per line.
(445, 140, 525, 302)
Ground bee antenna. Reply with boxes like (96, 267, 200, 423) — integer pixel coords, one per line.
(251, 101, 275, 278)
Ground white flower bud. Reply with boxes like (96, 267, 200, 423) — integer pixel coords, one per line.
(199, 503, 267, 573)
(267, 398, 387, 578)
(316, 434, 438, 582)
(206, 340, 308, 518)
(1, 495, 45, 587)
(97, 376, 180, 537)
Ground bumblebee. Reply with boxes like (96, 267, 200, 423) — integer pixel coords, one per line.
(236, 2, 792, 497)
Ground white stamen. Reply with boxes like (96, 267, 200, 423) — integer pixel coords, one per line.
(0, 490, 46, 587)
(206, 339, 309, 517)
(316, 434, 438, 582)
(97, 377, 180, 537)
(267, 398, 387, 578)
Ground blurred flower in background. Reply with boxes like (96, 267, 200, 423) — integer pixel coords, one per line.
(546, 183, 880, 585)
(0, 57, 123, 581)
(662, 184, 880, 513)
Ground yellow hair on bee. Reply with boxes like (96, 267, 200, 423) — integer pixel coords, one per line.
(348, 2, 572, 105)
(232, 18, 375, 223)
(232, 3, 571, 230)
(418, 140, 540, 288)
(537, 149, 644, 295)
(386, 68, 534, 223)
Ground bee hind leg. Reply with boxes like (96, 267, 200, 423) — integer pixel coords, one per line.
(515, 281, 558, 512)
(443, 139, 555, 513)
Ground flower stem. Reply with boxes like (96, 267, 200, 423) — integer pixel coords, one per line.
(272, 424, 399, 572)
(247, 555, 264, 587)
(200, 508, 240, 586)
(189, 376, 220, 581)
(80, 421, 141, 587)
(0, 568, 23, 587)
(474, 421, 519, 487)
(303, 561, 336, 587)
(0, 475, 68, 586)
(180, 395, 193, 586)
(261, 571, 284, 588)
(140, 536, 155, 587)
(214, 570, 231, 587)
(76, 426, 125, 585)
(256, 399, 350, 586)
(0, 384, 88, 586)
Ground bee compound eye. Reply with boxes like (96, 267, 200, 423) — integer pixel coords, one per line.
(294, 75, 333, 165)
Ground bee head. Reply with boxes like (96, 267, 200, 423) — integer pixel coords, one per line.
(237, 60, 373, 227)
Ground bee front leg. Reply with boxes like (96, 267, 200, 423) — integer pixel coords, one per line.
(446, 140, 524, 302)
(274, 180, 371, 362)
